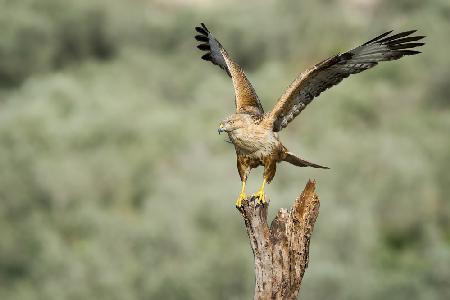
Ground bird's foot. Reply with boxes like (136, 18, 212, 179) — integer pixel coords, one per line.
(235, 192, 246, 208)
(252, 189, 266, 206)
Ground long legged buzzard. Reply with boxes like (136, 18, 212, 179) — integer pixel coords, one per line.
(195, 23, 424, 207)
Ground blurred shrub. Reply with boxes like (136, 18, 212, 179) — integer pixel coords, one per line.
(0, 0, 116, 87)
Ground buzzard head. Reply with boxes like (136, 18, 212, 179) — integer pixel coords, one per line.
(218, 114, 248, 134)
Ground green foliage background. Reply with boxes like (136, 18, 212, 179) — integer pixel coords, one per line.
(0, 0, 449, 299)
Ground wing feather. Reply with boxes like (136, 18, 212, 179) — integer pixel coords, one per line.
(267, 30, 425, 131)
(195, 23, 264, 115)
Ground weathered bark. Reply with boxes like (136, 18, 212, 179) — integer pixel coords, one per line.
(237, 180, 320, 300)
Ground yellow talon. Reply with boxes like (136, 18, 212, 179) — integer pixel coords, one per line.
(253, 190, 265, 204)
(235, 192, 246, 207)
(253, 179, 266, 205)
(235, 181, 247, 207)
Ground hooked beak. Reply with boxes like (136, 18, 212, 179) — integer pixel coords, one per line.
(218, 124, 225, 134)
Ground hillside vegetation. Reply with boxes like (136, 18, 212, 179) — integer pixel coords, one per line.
(0, 0, 449, 299)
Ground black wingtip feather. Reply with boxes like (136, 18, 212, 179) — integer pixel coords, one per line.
(195, 23, 213, 61)
(382, 31, 425, 56)
(195, 35, 209, 42)
(363, 30, 393, 45)
(195, 26, 208, 35)
(388, 35, 425, 46)
(197, 44, 211, 51)
(399, 50, 422, 56)
(380, 34, 415, 45)
(200, 23, 209, 32)
(390, 42, 425, 50)
(361, 29, 425, 58)
(378, 29, 418, 43)
(201, 53, 211, 61)
(194, 23, 231, 77)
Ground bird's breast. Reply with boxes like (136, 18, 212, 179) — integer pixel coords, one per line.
(228, 125, 280, 158)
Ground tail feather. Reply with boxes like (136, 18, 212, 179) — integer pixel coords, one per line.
(283, 152, 329, 169)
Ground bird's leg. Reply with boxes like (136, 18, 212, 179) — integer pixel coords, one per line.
(235, 181, 247, 207)
(252, 178, 266, 205)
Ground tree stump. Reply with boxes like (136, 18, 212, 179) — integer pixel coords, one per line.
(237, 180, 320, 300)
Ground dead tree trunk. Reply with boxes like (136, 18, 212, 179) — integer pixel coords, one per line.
(237, 180, 320, 300)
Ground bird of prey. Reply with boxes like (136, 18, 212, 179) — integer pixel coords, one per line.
(194, 23, 424, 207)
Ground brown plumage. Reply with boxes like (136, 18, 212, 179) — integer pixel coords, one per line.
(195, 23, 425, 206)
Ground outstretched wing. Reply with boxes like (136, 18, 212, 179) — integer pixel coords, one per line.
(267, 30, 425, 131)
(195, 23, 264, 115)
